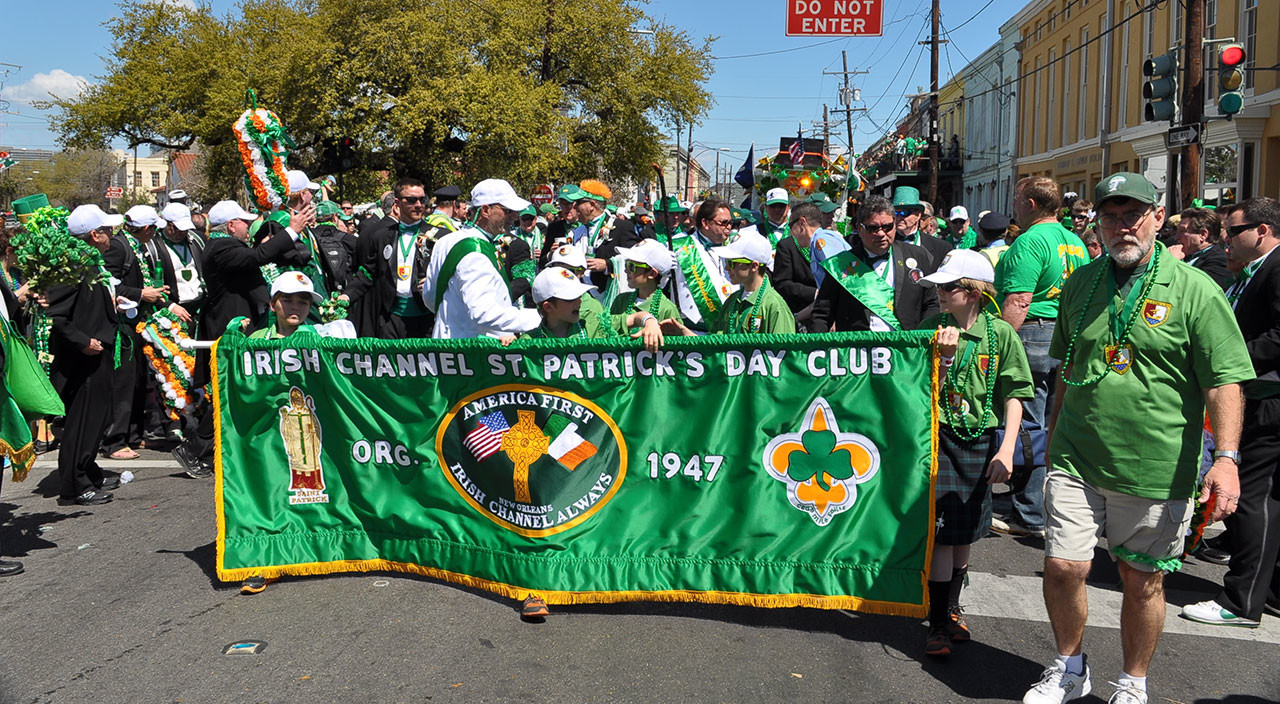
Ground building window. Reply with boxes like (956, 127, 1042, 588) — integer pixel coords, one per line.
(133, 170, 141, 186)
(151, 171, 160, 187)
(1031, 57, 1041, 153)
(1243, 0, 1257, 90)
(1080, 28, 1090, 142)
(1205, 0, 1218, 97)
(1063, 41, 1072, 147)
(1117, 22, 1130, 129)
(1204, 144, 1238, 207)
(1143, 7, 1154, 57)
(1047, 49, 1057, 150)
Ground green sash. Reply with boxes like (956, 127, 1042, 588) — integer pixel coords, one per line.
(433, 235, 506, 312)
(818, 250, 901, 330)
(673, 236, 728, 324)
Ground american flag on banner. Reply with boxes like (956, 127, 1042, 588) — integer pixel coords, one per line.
(464, 411, 511, 461)
(788, 125, 805, 165)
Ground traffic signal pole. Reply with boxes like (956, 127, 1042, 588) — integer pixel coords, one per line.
(1179, 0, 1204, 212)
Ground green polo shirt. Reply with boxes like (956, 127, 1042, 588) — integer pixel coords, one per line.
(609, 289, 681, 336)
(711, 283, 796, 335)
(919, 312, 1033, 429)
(579, 293, 611, 339)
(995, 221, 1089, 319)
(1048, 243, 1254, 500)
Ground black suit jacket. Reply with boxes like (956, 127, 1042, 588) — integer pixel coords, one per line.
(808, 238, 939, 333)
(46, 272, 119, 390)
(589, 216, 650, 291)
(199, 232, 298, 340)
(1233, 248, 1280, 387)
(899, 231, 953, 270)
(346, 218, 425, 339)
(1188, 243, 1234, 290)
(772, 236, 817, 315)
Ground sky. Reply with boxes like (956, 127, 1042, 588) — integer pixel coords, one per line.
(0, 0, 1029, 172)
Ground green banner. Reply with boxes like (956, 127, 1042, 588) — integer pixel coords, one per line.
(214, 328, 940, 616)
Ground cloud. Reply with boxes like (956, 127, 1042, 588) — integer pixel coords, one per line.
(2, 69, 91, 104)
(145, 0, 198, 9)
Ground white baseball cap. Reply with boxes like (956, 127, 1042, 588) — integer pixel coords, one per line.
(124, 205, 164, 228)
(67, 204, 124, 235)
(764, 188, 790, 206)
(286, 169, 319, 196)
(711, 230, 772, 266)
(948, 205, 969, 221)
(168, 189, 188, 201)
(532, 266, 595, 304)
(207, 200, 258, 225)
(920, 248, 995, 287)
(471, 178, 531, 212)
(160, 202, 195, 231)
(548, 243, 587, 269)
(615, 239, 676, 275)
(269, 270, 323, 304)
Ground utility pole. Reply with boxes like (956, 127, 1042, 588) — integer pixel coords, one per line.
(673, 119, 682, 196)
(1179, 0, 1205, 211)
(926, 0, 942, 203)
(825, 51, 868, 157)
(540, 0, 555, 83)
(685, 122, 694, 200)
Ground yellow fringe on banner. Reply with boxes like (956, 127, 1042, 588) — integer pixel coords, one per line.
(0, 439, 35, 482)
(213, 556, 925, 617)
(923, 336, 943, 616)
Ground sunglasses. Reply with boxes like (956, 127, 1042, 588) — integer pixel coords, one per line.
(863, 223, 895, 234)
(398, 196, 426, 204)
(624, 261, 654, 274)
(1226, 222, 1262, 238)
(341, 206, 353, 211)
(726, 258, 755, 267)
(937, 282, 967, 293)
(710, 219, 733, 227)
(894, 209, 921, 218)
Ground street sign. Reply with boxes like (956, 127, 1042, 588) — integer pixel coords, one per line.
(1166, 123, 1201, 148)
(105, 186, 124, 199)
(530, 183, 554, 205)
(786, 1, 884, 37)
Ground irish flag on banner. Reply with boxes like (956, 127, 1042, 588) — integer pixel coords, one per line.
(545, 414, 597, 470)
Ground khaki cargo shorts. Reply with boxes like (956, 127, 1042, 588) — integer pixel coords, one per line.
(1044, 470, 1193, 572)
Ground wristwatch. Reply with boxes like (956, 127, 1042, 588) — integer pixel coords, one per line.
(1213, 450, 1241, 464)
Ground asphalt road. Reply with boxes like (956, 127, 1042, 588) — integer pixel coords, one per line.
(0, 451, 1276, 704)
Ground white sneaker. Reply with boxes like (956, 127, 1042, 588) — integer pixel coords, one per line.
(1179, 599, 1260, 627)
(1023, 657, 1091, 704)
(1107, 681, 1147, 704)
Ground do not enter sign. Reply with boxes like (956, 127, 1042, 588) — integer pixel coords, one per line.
(786, 0, 884, 37)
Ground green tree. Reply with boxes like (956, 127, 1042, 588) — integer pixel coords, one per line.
(0, 151, 121, 209)
(45, 0, 713, 202)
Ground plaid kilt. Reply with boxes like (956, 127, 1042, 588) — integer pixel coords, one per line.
(935, 426, 997, 545)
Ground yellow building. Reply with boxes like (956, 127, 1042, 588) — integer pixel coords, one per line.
(112, 150, 171, 204)
(938, 74, 966, 203)
(1006, 0, 1279, 206)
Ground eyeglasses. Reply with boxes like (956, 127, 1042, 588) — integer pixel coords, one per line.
(624, 261, 653, 274)
(398, 196, 426, 204)
(1096, 209, 1152, 231)
(862, 223, 895, 234)
(1226, 222, 1263, 239)
(937, 282, 967, 293)
(710, 219, 733, 227)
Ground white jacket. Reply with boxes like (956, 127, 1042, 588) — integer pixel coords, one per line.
(423, 227, 541, 339)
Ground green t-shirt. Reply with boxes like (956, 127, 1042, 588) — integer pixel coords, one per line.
(994, 221, 1090, 319)
(711, 282, 796, 335)
(919, 312, 1034, 429)
(608, 289, 681, 336)
(1048, 243, 1254, 500)
(579, 293, 611, 339)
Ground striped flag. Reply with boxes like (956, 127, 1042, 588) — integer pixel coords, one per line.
(788, 125, 805, 166)
(544, 414, 597, 471)
(464, 411, 510, 461)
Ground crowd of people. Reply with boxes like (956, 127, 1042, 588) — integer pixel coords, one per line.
(1, 164, 1277, 704)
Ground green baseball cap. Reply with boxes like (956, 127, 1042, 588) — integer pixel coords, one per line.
(12, 194, 50, 221)
(891, 186, 923, 210)
(519, 205, 536, 218)
(538, 203, 558, 215)
(315, 200, 341, 217)
(653, 195, 687, 213)
(805, 193, 840, 214)
(606, 204, 618, 213)
(1094, 172, 1159, 207)
(557, 184, 586, 202)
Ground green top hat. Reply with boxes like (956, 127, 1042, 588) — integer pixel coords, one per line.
(891, 186, 923, 210)
(12, 194, 50, 221)
(653, 195, 688, 213)
(1095, 172, 1159, 207)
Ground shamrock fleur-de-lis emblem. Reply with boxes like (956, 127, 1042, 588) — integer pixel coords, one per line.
(762, 398, 880, 526)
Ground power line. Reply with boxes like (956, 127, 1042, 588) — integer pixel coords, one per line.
(942, 0, 998, 34)
(710, 38, 844, 61)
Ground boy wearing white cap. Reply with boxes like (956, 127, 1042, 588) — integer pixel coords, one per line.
(513, 268, 664, 349)
(609, 240, 680, 335)
(668, 230, 795, 336)
(546, 244, 609, 338)
(915, 249, 1032, 658)
(423, 179, 543, 339)
(250, 271, 323, 339)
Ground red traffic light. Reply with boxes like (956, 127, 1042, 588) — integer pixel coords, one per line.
(1220, 43, 1245, 67)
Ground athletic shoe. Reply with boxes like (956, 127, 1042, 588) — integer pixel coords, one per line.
(1179, 599, 1260, 627)
(1023, 656, 1091, 704)
(521, 595, 549, 618)
(1107, 682, 1147, 704)
(72, 490, 113, 506)
(992, 518, 1046, 539)
(924, 626, 951, 657)
(173, 445, 212, 478)
(240, 576, 275, 594)
(1193, 544, 1231, 565)
(946, 605, 971, 642)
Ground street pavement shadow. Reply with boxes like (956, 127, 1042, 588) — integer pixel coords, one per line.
(1193, 698, 1278, 704)
(157, 540, 239, 590)
(0, 502, 88, 557)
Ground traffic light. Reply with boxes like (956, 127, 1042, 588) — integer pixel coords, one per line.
(1143, 51, 1179, 123)
(338, 137, 356, 171)
(1217, 43, 1246, 118)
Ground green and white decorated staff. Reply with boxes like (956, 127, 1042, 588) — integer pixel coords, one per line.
(423, 180, 542, 339)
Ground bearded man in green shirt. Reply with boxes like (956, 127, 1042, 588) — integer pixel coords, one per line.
(1021, 173, 1252, 704)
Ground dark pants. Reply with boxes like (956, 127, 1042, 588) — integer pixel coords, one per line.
(1216, 397, 1280, 620)
(102, 332, 146, 454)
(394, 313, 434, 339)
(58, 355, 115, 498)
(190, 409, 215, 462)
(1008, 318, 1057, 530)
